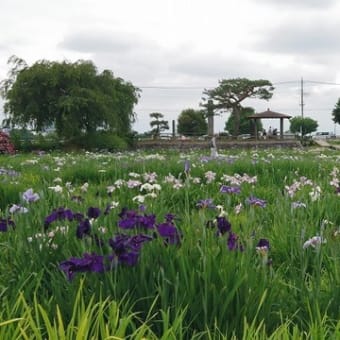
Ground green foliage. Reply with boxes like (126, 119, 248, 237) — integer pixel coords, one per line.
(0, 56, 140, 141)
(202, 78, 274, 136)
(1, 150, 340, 338)
(225, 106, 262, 135)
(332, 98, 340, 125)
(289, 116, 318, 136)
(68, 131, 128, 151)
(177, 108, 208, 136)
(9, 128, 34, 151)
(149, 112, 169, 137)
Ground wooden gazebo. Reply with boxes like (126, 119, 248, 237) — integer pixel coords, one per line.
(248, 108, 292, 139)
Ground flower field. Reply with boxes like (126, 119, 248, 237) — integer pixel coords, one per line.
(1, 148, 340, 339)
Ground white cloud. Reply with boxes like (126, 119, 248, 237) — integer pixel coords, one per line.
(1, 0, 340, 134)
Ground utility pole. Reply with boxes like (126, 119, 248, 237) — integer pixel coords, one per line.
(300, 77, 304, 118)
(300, 77, 304, 137)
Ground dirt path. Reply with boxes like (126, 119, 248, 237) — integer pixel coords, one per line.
(314, 139, 340, 150)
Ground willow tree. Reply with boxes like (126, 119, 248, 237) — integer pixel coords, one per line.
(202, 78, 274, 137)
(0, 56, 140, 139)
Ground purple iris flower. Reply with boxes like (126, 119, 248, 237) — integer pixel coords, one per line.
(115, 252, 140, 266)
(118, 208, 155, 230)
(220, 185, 241, 194)
(196, 198, 216, 209)
(22, 188, 40, 203)
(44, 207, 74, 229)
(73, 212, 85, 221)
(109, 233, 152, 266)
(227, 231, 243, 251)
(165, 213, 176, 223)
(76, 219, 91, 239)
(256, 238, 270, 250)
(60, 253, 105, 281)
(246, 196, 267, 208)
(216, 216, 231, 235)
(110, 234, 152, 253)
(157, 222, 181, 245)
(87, 207, 101, 219)
(0, 218, 15, 232)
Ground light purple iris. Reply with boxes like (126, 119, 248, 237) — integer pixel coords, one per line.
(184, 159, 190, 174)
(220, 185, 241, 194)
(246, 196, 267, 208)
(22, 188, 40, 203)
(196, 198, 216, 209)
(291, 201, 306, 209)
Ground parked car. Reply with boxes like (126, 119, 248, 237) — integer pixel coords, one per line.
(313, 132, 335, 139)
(237, 134, 252, 140)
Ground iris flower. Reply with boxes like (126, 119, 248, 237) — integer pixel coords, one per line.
(109, 233, 152, 266)
(216, 216, 231, 235)
(76, 219, 91, 239)
(87, 207, 101, 219)
(220, 185, 241, 194)
(246, 196, 267, 208)
(227, 232, 243, 251)
(60, 253, 105, 281)
(157, 222, 181, 245)
(256, 238, 270, 256)
(0, 218, 15, 232)
(303, 236, 326, 249)
(118, 208, 156, 230)
(44, 207, 75, 229)
(196, 198, 216, 209)
(9, 204, 28, 214)
(22, 188, 40, 203)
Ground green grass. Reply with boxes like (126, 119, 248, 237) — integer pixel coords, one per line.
(0, 148, 340, 338)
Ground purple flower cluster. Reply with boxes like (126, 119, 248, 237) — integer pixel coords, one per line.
(118, 208, 156, 230)
(59, 253, 106, 281)
(44, 206, 105, 239)
(156, 214, 181, 245)
(59, 207, 182, 280)
(109, 233, 153, 266)
(0, 217, 15, 232)
(44, 207, 77, 229)
(207, 216, 243, 251)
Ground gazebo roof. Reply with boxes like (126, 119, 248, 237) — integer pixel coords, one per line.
(248, 108, 292, 119)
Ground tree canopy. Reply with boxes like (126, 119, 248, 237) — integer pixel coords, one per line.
(202, 78, 274, 136)
(0, 56, 140, 139)
(289, 116, 318, 136)
(149, 112, 169, 137)
(224, 107, 262, 136)
(177, 108, 207, 136)
(332, 98, 340, 125)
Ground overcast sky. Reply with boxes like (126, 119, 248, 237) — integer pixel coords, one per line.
(1, 0, 340, 134)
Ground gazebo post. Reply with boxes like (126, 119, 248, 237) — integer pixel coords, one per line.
(280, 118, 284, 139)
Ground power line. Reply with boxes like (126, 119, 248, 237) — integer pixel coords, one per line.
(305, 80, 340, 86)
(137, 79, 340, 90)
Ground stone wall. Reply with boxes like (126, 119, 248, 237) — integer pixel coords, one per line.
(136, 139, 301, 151)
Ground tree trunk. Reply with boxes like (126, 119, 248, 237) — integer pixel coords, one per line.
(233, 107, 241, 137)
